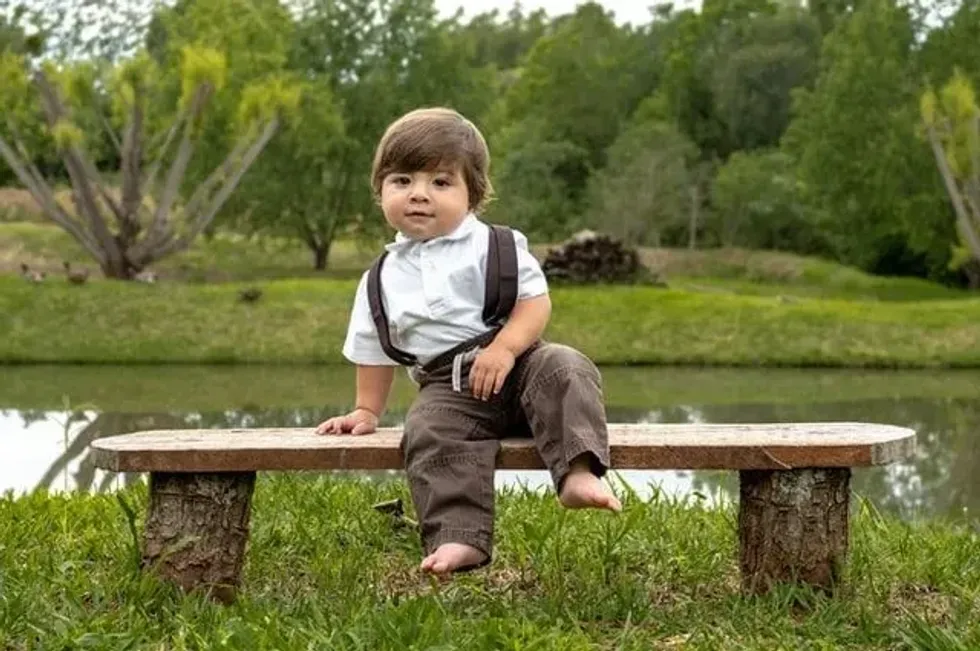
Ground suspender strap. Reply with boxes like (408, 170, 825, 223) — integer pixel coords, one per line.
(482, 225, 519, 326)
(367, 252, 418, 366)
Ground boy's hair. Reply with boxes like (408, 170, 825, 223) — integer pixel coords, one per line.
(371, 107, 493, 212)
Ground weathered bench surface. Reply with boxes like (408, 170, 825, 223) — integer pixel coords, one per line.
(91, 422, 914, 473)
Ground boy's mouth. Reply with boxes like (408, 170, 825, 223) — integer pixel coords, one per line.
(405, 211, 433, 218)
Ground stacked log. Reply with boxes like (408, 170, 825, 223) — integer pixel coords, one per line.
(541, 230, 643, 284)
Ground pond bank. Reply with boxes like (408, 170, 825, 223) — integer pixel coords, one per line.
(1, 476, 978, 648)
(2, 278, 980, 367)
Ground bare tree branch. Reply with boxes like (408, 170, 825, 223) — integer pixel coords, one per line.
(151, 117, 280, 260)
(0, 134, 105, 263)
(34, 71, 123, 272)
(120, 86, 144, 230)
(98, 112, 123, 157)
(134, 84, 212, 259)
(142, 104, 188, 202)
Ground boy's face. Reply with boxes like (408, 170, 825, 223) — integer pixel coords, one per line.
(379, 166, 470, 241)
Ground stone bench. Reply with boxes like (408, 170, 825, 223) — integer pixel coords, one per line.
(90, 422, 915, 603)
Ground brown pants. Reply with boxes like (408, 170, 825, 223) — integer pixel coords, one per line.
(401, 341, 611, 560)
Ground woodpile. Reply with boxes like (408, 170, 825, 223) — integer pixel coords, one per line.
(541, 230, 643, 284)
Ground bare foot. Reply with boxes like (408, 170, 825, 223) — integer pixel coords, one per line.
(559, 468, 622, 512)
(420, 543, 487, 576)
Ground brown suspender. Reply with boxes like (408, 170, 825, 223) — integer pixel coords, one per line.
(366, 225, 519, 367)
(367, 249, 416, 366)
(482, 225, 519, 327)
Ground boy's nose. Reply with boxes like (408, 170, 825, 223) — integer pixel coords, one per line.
(409, 183, 430, 201)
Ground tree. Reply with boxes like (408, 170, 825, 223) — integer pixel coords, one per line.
(143, 0, 295, 216)
(584, 119, 698, 247)
(654, 0, 777, 162)
(498, 3, 653, 195)
(455, 3, 550, 73)
(223, 79, 345, 270)
(238, 0, 498, 268)
(781, 0, 955, 278)
(483, 121, 588, 240)
(709, 8, 821, 152)
(921, 70, 980, 288)
(712, 149, 827, 252)
(0, 49, 297, 278)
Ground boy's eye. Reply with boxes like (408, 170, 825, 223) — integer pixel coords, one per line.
(434, 178, 451, 187)
(390, 175, 410, 185)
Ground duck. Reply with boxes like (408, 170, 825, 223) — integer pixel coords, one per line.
(238, 287, 262, 303)
(20, 263, 46, 283)
(63, 261, 90, 285)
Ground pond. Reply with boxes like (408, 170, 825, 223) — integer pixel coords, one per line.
(2, 364, 978, 524)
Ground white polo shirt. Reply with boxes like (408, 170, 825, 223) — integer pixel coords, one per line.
(342, 214, 549, 366)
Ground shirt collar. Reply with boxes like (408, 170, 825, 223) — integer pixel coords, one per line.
(385, 213, 479, 252)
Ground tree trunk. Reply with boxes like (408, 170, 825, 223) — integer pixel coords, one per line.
(738, 468, 850, 595)
(963, 258, 980, 290)
(142, 471, 256, 603)
(688, 183, 699, 250)
(313, 243, 329, 271)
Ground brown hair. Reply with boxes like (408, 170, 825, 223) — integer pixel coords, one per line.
(371, 107, 493, 212)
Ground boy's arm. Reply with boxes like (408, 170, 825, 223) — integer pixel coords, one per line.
(355, 364, 396, 418)
(489, 294, 551, 357)
(316, 364, 395, 435)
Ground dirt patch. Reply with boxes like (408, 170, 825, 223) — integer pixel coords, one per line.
(0, 187, 42, 219)
(887, 583, 956, 625)
(0, 186, 79, 223)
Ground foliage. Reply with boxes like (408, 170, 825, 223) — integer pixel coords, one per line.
(711, 149, 828, 252)
(0, 0, 301, 279)
(782, 0, 955, 280)
(491, 2, 655, 230)
(1, 0, 979, 286)
(921, 69, 980, 285)
(584, 118, 698, 247)
(708, 8, 821, 152)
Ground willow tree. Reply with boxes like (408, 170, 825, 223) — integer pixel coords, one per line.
(921, 70, 980, 286)
(0, 47, 298, 279)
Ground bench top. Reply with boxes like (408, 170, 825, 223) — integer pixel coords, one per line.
(90, 422, 915, 473)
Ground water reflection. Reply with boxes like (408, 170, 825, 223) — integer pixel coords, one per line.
(3, 395, 978, 524)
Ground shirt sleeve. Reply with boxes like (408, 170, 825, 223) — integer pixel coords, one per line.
(512, 229, 549, 299)
(342, 272, 401, 366)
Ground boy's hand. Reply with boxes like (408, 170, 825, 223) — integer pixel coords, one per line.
(469, 344, 515, 401)
(314, 408, 378, 436)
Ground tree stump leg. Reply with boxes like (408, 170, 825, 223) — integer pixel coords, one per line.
(738, 467, 850, 595)
(142, 471, 256, 604)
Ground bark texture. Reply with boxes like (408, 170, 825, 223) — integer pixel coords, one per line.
(738, 468, 850, 595)
(143, 471, 256, 603)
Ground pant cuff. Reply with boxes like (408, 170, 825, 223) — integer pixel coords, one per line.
(552, 442, 611, 491)
(425, 528, 493, 560)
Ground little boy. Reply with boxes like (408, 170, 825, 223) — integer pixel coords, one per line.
(315, 107, 620, 576)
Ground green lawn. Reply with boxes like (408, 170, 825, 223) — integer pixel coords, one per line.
(1, 476, 978, 649)
(2, 221, 979, 367)
(1, 276, 979, 366)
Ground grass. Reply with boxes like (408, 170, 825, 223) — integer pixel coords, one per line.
(2, 275, 979, 367)
(1, 475, 979, 649)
